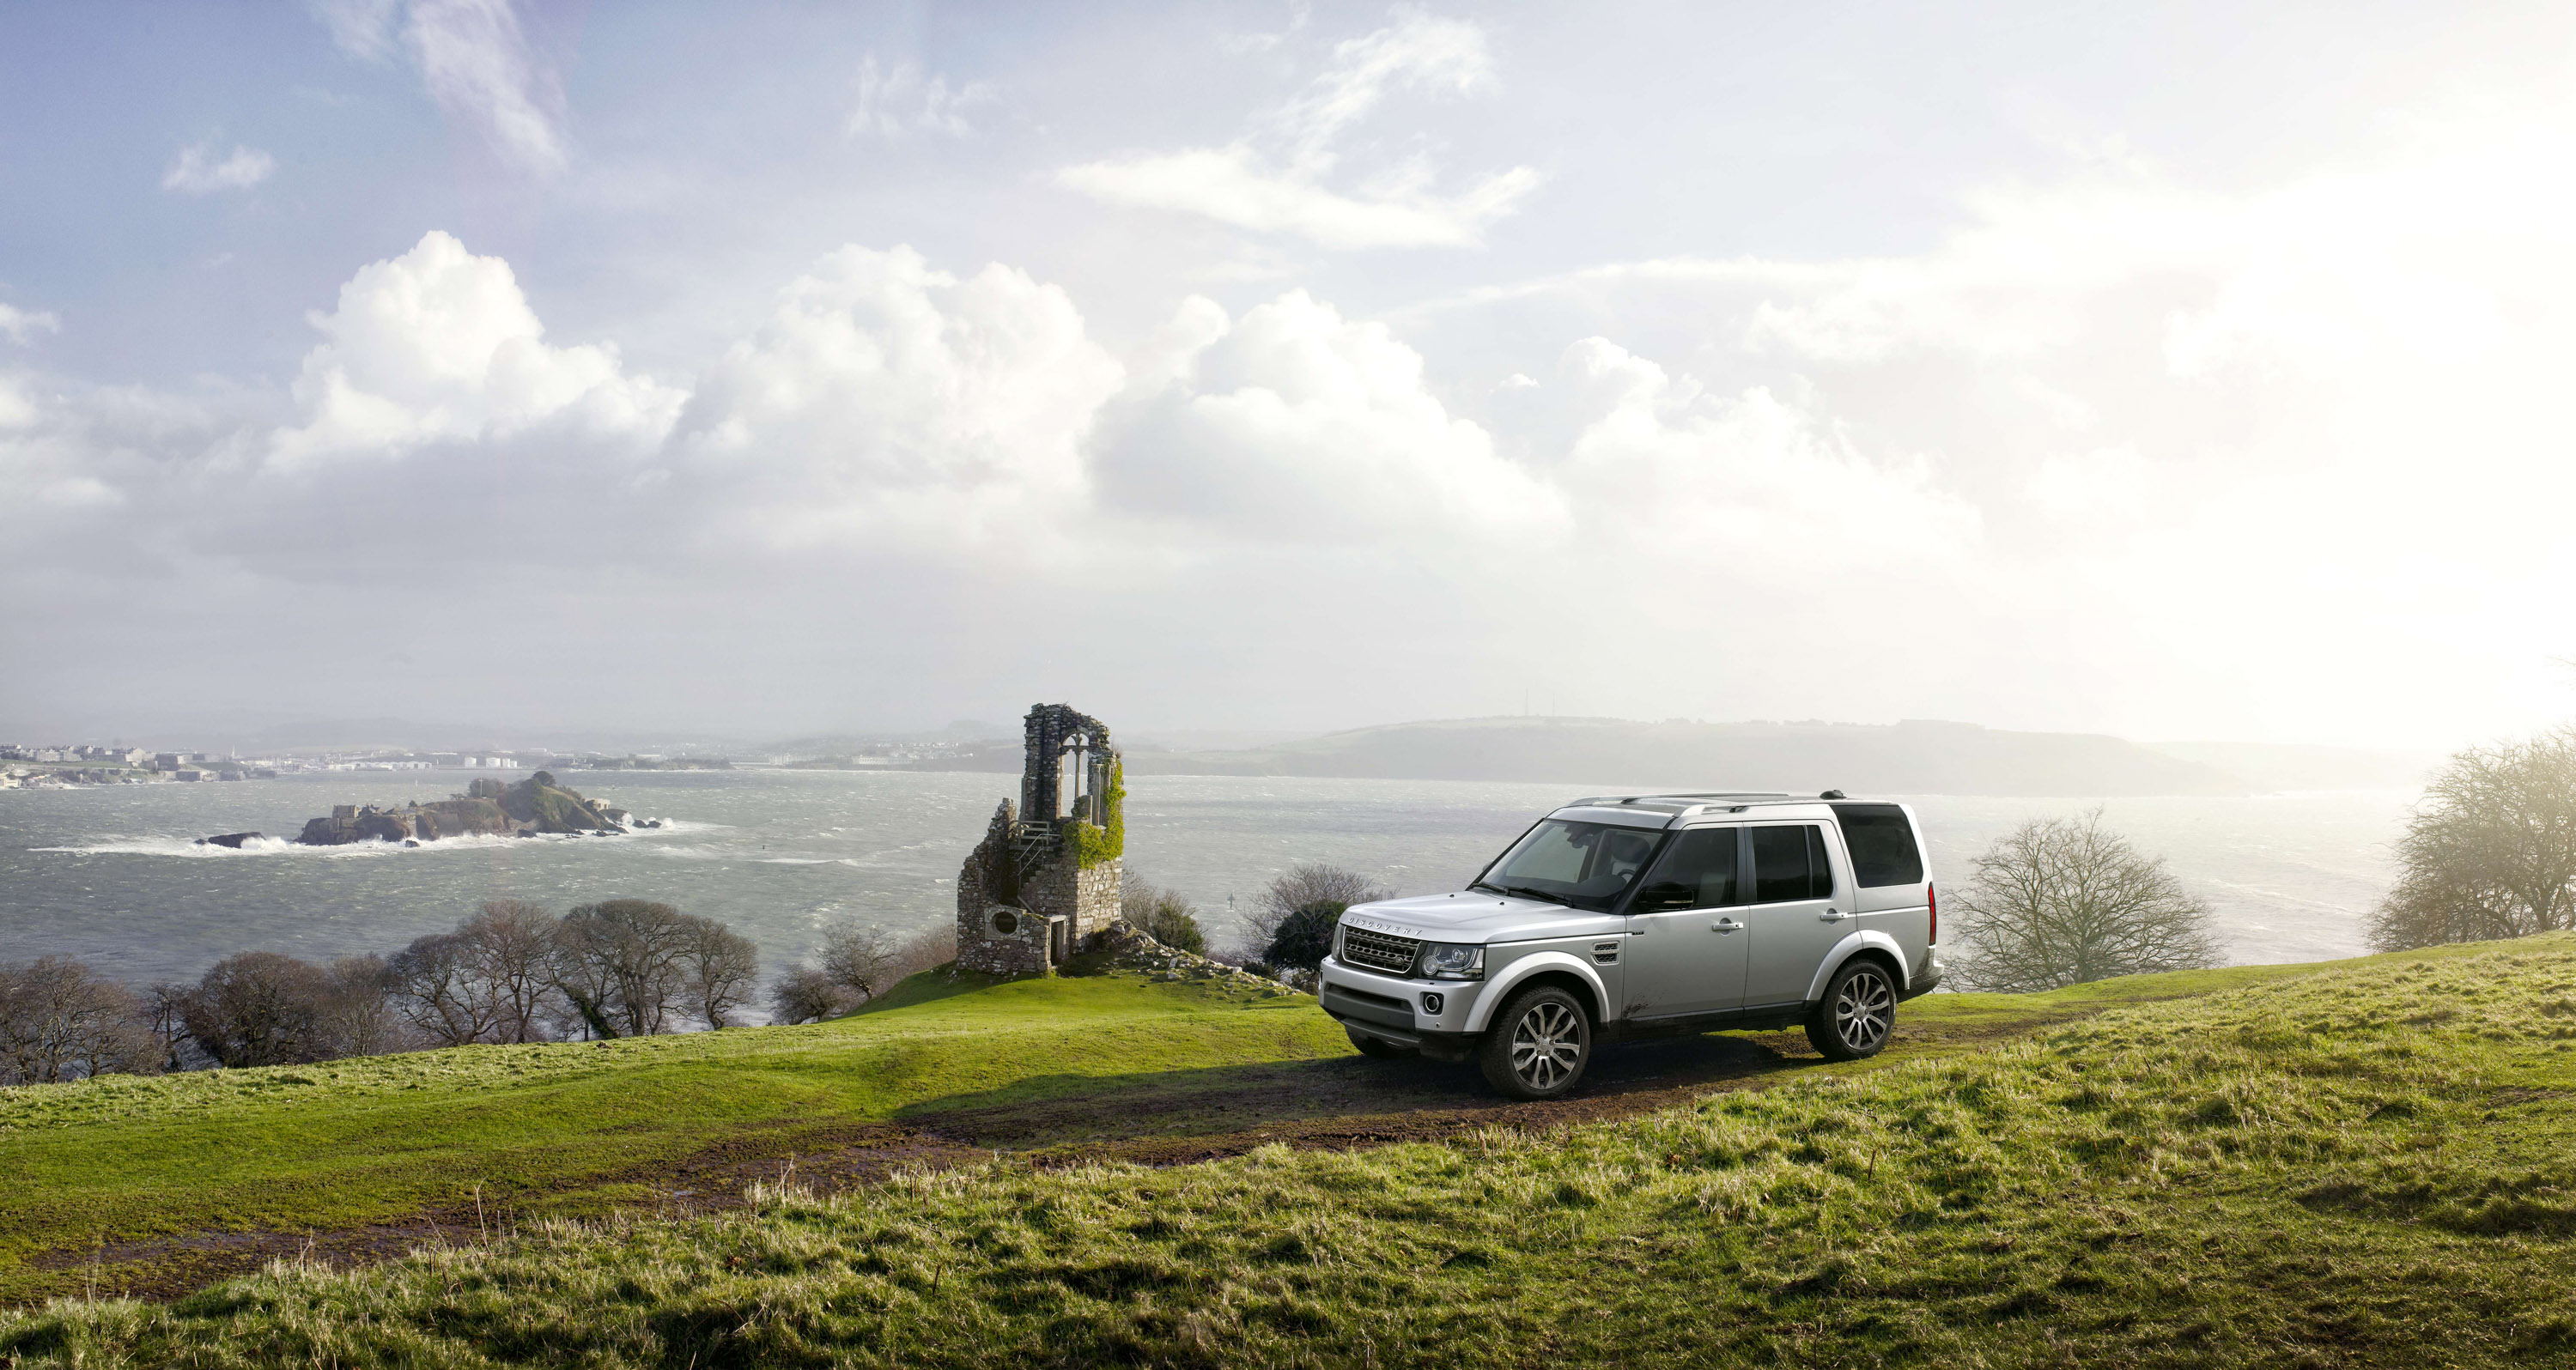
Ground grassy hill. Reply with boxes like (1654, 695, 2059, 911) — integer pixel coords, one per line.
(7, 937, 2576, 1366)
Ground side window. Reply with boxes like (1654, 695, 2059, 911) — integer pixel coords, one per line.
(1832, 804, 1924, 887)
(1631, 828, 1739, 912)
(1749, 826, 1812, 904)
(1805, 825, 1837, 899)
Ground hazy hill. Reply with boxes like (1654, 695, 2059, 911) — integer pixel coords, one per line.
(2148, 739, 2440, 792)
(1111, 716, 2250, 797)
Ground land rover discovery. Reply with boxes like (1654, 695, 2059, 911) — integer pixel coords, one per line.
(1315, 793, 1942, 1100)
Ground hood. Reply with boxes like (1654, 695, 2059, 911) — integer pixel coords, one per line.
(1340, 892, 1625, 944)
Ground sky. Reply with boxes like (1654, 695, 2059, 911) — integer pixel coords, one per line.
(3, 1, 2573, 750)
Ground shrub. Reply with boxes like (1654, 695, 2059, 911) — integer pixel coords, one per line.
(1265, 900, 1346, 972)
(1247, 864, 1388, 954)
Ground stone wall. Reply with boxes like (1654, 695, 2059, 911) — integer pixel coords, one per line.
(1020, 852, 1121, 942)
(958, 903, 1056, 977)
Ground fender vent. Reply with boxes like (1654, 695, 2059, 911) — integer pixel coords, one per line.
(1593, 941, 1620, 965)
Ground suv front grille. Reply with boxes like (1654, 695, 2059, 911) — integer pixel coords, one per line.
(1340, 925, 1420, 975)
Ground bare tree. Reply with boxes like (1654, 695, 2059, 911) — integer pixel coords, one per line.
(0, 958, 160, 1085)
(317, 955, 409, 1057)
(1247, 864, 1388, 952)
(1951, 810, 2223, 991)
(2370, 726, 2576, 950)
(682, 920, 760, 1028)
(816, 921, 903, 1004)
(551, 901, 698, 1038)
(465, 900, 558, 1042)
(389, 932, 508, 1046)
(893, 922, 955, 978)
(145, 981, 199, 1070)
(769, 967, 855, 1025)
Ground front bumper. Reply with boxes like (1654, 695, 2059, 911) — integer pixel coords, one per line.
(1316, 955, 1493, 1054)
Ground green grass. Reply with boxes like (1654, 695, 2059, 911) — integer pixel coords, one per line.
(0, 967, 1334, 1302)
(6, 937, 2576, 1365)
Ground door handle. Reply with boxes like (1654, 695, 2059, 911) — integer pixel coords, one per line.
(1820, 909, 1849, 922)
(1712, 918, 1741, 933)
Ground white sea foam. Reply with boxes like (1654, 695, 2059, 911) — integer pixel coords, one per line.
(33, 831, 633, 859)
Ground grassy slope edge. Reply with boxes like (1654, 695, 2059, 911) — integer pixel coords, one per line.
(5, 936, 2575, 1367)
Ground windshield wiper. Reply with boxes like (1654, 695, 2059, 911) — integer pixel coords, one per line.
(1485, 882, 1572, 907)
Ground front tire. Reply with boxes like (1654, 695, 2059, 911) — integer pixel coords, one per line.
(1478, 985, 1592, 1100)
(1347, 1028, 1414, 1059)
(1807, 958, 1897, 1061)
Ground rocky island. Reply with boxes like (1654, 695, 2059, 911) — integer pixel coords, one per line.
(288, 772, 652, 846)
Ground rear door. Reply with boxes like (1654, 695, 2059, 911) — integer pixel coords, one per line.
(1619, 826, 1747, 1018)
(1741, 822, 1854, 1009)
(1833, 802, 1933, 973)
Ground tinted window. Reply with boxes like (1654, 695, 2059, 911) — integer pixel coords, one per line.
(1630, 827, 1740, 912)
(1750, 825, 1832, 903)
(1833, 804, 1924, 887)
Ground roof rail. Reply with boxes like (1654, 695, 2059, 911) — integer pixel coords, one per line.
(1564, 791, 1796, 807)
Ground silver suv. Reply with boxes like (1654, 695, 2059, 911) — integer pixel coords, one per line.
(1316, 793, 1942, 1100)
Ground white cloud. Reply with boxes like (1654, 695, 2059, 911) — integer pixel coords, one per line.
(1553, 337, 1981, 565)
(270, 230, 678, 468)
(669, 245, 1125, 553)
(160, 142, 276, 194)
(306, 0, 399, 59)
(1060, 148, 1535, 251)
(313, 0, 568, 174)
(1270, 9, 1493, 164)
(1097, 290, 1564, 539)
(0, 304, 59, 345)
(847, 55, 993, 140)
(1058, 9, 1538, 249)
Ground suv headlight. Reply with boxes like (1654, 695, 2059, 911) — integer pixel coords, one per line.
(1418, 943, 1485, 980)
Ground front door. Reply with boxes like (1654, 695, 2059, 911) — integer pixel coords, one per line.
(1620, 826, 1747, 1018)
(1742, 823, 1851, 1009)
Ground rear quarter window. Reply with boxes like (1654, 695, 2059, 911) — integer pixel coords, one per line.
(1833, 804, 1924, 887)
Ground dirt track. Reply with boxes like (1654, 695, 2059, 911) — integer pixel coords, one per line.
(37, 1020, 2014, 1304)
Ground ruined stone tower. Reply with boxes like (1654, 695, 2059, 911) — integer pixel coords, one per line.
(955, 704, 1124, 976)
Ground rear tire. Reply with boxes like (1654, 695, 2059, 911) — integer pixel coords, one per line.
(1806, 958, 1897, 1061)
(1347, 1028, 1414, 1059)
(1478, 985, 1592, 1100)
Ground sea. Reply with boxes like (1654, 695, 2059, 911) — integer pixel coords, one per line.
(0, 767, 2416, 996)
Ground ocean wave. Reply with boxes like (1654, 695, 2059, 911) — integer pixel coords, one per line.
(32, 831, 655, 859)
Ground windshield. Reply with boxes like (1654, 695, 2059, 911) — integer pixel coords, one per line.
(1473, 819, 1666, 912)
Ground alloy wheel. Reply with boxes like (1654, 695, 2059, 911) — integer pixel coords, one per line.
(1510, 1000, 1583, 1090)
(1833, 967, 1894, 1052)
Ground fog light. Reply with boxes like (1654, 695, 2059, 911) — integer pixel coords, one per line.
(1420, 991, 1444, 1015)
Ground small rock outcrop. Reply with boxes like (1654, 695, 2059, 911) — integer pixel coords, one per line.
(193, 832, 262, 849)
(292, 772, 631, 846)
(1081, 918, 1307, 995)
